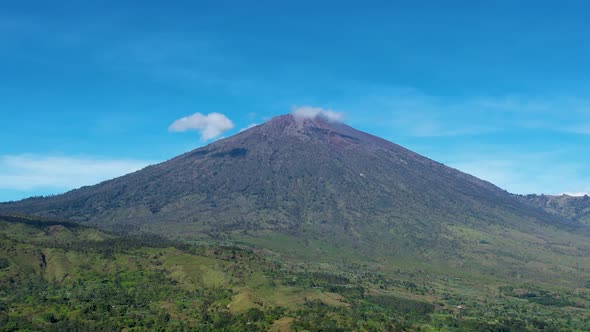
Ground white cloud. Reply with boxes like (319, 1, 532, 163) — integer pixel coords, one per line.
(341, 87, 590, 138)
(169, 112, 234, 140)
(292, 106, 344, 122)
(0, 155, 153, 192)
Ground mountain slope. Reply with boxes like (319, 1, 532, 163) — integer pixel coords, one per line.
(0, 114, 570, 227)
(521, 194, 590, 225)
(1, 114, 588, 274)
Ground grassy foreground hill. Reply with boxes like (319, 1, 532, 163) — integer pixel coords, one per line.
(1, 214, 590, 331)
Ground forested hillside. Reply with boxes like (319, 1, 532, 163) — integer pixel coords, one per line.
(1, 215, 589, 331)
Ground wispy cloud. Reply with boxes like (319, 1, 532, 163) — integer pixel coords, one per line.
(446, 150, 590, 195)
(0, 155, 153, 192)
(564, 125, 590, 135)
(292, 106, 344, 122)
(95, 35, 289, 98)
(341, 87, 590, 137)
(169, 112, 234, 141)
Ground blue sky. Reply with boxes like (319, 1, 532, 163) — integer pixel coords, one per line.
(1, 1, 590, 201)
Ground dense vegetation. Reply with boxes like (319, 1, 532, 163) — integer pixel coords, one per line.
(1, 215, 589, 331)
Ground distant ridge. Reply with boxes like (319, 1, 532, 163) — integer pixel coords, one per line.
(521, 194, 590, 225)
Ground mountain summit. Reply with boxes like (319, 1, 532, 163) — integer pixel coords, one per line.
(0, 114, 584, 259)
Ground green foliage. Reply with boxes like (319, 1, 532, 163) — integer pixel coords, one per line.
(0, 257, 9, 269)
(366, 295, 434, 316)
(0, 216, 589, 331)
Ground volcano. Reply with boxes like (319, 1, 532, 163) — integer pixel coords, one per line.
(0, 114, 585, 260)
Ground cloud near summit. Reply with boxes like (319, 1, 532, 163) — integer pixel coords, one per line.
(169, 112, 234, 141)
(292, 106, 344, 122)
